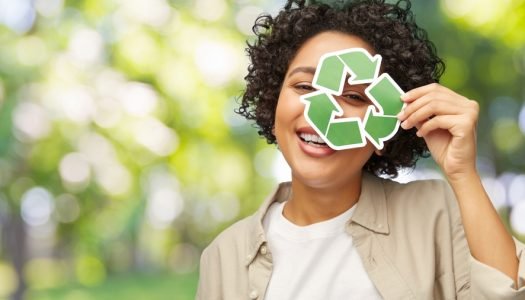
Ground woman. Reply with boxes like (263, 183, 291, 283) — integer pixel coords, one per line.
(197, 0, 525, 299)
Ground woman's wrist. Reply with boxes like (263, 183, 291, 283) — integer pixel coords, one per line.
(444, 166, 479, 188)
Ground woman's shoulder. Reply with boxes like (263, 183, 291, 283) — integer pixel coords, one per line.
(197, 213, 263, 299)
(203, 214, 257, 255)
(201, 182, 289, 263)
(379, 177, 461, 220)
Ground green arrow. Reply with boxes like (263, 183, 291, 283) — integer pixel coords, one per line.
(363, 107, 400, 149)
(302, 48, 406, 151)
(338, 49, 381, 84)
(365, 73, 404, 116)
(326, 120, 365, 148)
(301, 92, 341, 135)
(313, 55, 346, 95)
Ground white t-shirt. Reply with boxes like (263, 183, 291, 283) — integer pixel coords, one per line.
(262, 201, 383, 300)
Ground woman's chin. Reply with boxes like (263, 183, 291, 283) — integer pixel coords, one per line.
(291, 167, 352, 189)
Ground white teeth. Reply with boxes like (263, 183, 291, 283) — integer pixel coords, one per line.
(299, 133, 326, 144)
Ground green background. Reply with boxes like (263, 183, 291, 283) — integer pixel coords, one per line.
(1, 0, 525, 299)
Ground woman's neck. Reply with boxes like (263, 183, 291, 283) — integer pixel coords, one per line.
(283, 173, 363, 226)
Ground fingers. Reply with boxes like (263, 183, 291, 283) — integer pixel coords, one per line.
(401, 83, 445, 102)
(400, 90, 471, 117)
(398, 93, 461, 130)
(398, 83, 479, 135)
(416, 115, 458, 137)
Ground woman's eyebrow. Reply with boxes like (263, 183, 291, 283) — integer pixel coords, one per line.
(287, 66, 316, 77)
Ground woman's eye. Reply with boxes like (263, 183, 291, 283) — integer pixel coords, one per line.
(341, 92, 367, 103)
(294, 84, 316, 92)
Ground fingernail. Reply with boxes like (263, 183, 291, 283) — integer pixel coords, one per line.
(401, 93, 409, 101)
(401, 121, 408, 129)
(397, 111, 405, 120)
(416, 130, 422, 137)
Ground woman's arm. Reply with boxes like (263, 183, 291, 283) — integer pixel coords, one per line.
(448, 172, 519, 284)
(397, 83, 519, 285)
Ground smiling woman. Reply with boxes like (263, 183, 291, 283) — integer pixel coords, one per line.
(237, 1, 439, 178)
(197, 0, 525, 299)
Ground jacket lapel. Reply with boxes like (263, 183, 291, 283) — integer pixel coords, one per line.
(349, 174, 416, 300)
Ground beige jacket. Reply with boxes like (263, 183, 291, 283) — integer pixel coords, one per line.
(197, 173, 525, 300)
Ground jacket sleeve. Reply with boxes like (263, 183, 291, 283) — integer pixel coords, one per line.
(196, 246, 222, 300)
(443, 180, 525, 299)
(470, 237, 525, 299)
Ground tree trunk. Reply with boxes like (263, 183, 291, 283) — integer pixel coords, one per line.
(4, 212, 27, 300)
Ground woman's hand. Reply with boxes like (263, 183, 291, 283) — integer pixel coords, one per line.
(396, 83, 480, 181)
(397, 83, 520, 284)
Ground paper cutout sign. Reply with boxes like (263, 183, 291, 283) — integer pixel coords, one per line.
(300, 48, 406, 150)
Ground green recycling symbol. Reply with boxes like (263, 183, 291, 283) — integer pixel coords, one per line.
(300, 48, 406, 150)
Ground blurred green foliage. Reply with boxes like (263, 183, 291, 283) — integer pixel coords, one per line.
(0, 0, 524, 299)
(26, 272, 197, 300)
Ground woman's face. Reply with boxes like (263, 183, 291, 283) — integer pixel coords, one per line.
(275, 31, 377, 189)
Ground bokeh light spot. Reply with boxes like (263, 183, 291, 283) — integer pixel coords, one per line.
(134, 118, 179, 156)
(24, 258, 66, 290)
(441, 0, 472, 18)
(16, 36, 48, 66)
(58, 87, 96, 124)
(59, 152, 91, 187)
(94, 163, 132, 196)
(117, 82, 158, 117)
(117, 30, 160, 74)
(121, 0, 172, 28)
(75, 256, 106, 287)
(255, 147, 279, 178)
(78, 132, 117, 166)
(194, 39, 241, 87)
(13, 102, 51, 142)
(491, 118, 524, 153)
(54, 194, 81, 223)
(68, 28, 105, 67)
(0, 262, 17, 297)
(93, 97, 123, 128)
(212, 151, 250, 189)
(481, 177, 507, 209)
(519, 104, 525, 134)
(146, 187, 184, 229)
(21, 187, 55, 226)
(441, 0, 510, 26)
(193, 0, 226, 21)
(511, 201, 525, 235)
(0, 0, 36, 33)
(35, 0, 64, 18)
(508, 175, 525, 207)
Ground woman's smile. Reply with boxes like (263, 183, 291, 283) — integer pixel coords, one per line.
(296, 126, 336, 158)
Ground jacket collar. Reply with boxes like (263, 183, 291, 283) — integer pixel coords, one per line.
(245, 182, 291, 266)
(351, 173, 390, 235)
(245, 173, 389, 266)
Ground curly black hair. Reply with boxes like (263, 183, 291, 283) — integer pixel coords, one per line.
(236, 0, 445, 177)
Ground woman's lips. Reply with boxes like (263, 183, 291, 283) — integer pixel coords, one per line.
(296, 127, 336, 157)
